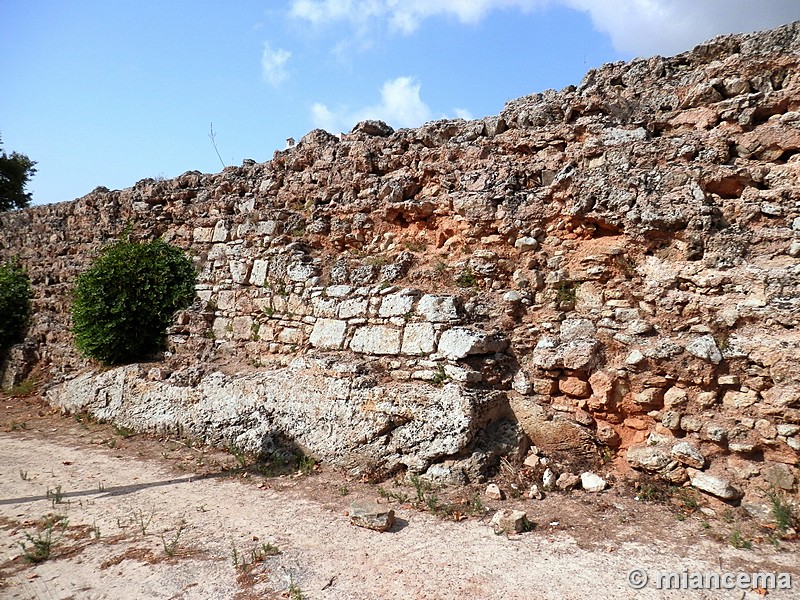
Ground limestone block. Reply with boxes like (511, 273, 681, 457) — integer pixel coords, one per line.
(338, 298, 369, 319)
(417, 295, 461, 322)
(349, 501, 395, 532)
(249, 260, 269, 286)
(231, 316, 254, 340)
(532, 336, 560, 369)
(443, 364, 482, 383)
(559, 376, 591, 398)
(626, 445, 671, 472)
(722, 390, 759, 409)
(689, 472, 743, 500)
(512, 369, 532, 394)
(574, 281, 604, 311)
(212, 317, 230, 339)
(685, 335, 723, 364)
(401, 322, 436, 355)
(762, 463, 796, 491)
(192, 227, 213, 242)
(312, 297, 339, 319)
(560, 318, 596, 342)
(625, 349, 646, 366)
(325, 285, 352, 298)
(286, 261, 319, 282)
(761, 385, 799, 408)
(379, 292, 416, 318)
(309, 319, 347, 351)
(229, 260, 250, 284)
(277, 327, 303, 345)
(533, 336, 599, 371)
(514, 236, 539, 252)
(533, 377, 558, 395)
(663, 386, 689, 408)
(217, 290, 236, 311)
(350, 325, 402, 355)
(438, 327, 507, 360)
(490, 509, 530, 534)
(560, 339, 601, 370)
(671, 441, 705, 468)
(212, 220, 229, 242)
(580, 472, 607, 492)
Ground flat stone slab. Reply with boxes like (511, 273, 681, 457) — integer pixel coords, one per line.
(309, 318, 348, 350)
(349, 501, 396, 532)
(350, 325, 402, 355)
(689, 471, 743, 500)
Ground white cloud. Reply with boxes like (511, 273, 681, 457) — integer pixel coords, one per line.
(454, 107, 474, 120)
(311, 76, 438, 133)
(290, 0, 800, 56)
(565, 0, 800, 57)
(290, 0, 548, 34)
(261, 41, 291, 86)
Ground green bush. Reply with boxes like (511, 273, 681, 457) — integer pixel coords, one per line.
(0, 260, 32, 349)
(71, 239, 195, 365)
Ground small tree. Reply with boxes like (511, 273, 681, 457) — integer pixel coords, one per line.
(71, 239, 196, 365)
(0, 260, 32, 349)
(0, 135, 37, 211)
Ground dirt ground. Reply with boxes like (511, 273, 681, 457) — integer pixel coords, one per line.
(0, 395, 797, 600)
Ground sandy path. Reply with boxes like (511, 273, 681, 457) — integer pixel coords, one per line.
(0, 431, 797, 600)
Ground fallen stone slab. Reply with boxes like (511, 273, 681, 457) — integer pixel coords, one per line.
(689, 471, 743, 501)
(349, 501, 396, 532)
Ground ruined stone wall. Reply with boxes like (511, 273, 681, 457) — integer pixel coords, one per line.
(2, 22, 799, 501)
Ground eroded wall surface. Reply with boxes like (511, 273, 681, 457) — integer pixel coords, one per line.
(2, 23, 799, 499)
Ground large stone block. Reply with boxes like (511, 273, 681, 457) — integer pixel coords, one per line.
(286, 261, 319, 282)
(417, 295, 461, 322)
(689, 472, 743, 500)
(309, 319, 348, 351)
(438, 327, 507, 360)
(231, 316, 254, 340)
(212, 220, 229, 242)
(685, 335, 723, 364)
(378, 292, 416, 318)
(192, 227, 213, 243)
(249, 259, 269, 286)
(338, 297, 369, 319)
(401, 322, 436, 355)
(350, 325, 402, 355)
(229, 260, 250, 284)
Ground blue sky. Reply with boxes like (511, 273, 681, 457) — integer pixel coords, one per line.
(2, 1, 800, 206)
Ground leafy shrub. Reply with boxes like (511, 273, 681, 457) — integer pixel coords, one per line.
(71, 239, 195, 365)
(0, 260, 32, 349)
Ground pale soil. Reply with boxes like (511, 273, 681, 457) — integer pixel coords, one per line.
(0, 397, 797, 600)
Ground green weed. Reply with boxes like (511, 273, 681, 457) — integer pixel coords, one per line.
(160, 518, 187, 557)
(455, 268, 477, 288)
(18, 515, 68, 563)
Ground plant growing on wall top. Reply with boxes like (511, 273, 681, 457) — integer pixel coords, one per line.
(71, 239, 196, 365)
(0, 259, 32, 349)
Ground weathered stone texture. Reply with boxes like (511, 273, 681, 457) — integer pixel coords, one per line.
(2, 22, 800, 496)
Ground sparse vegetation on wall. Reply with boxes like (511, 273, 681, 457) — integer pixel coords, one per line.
(71, 239, 196, 365)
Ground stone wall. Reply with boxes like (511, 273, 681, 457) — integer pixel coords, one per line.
(2, 22, 799, 501)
